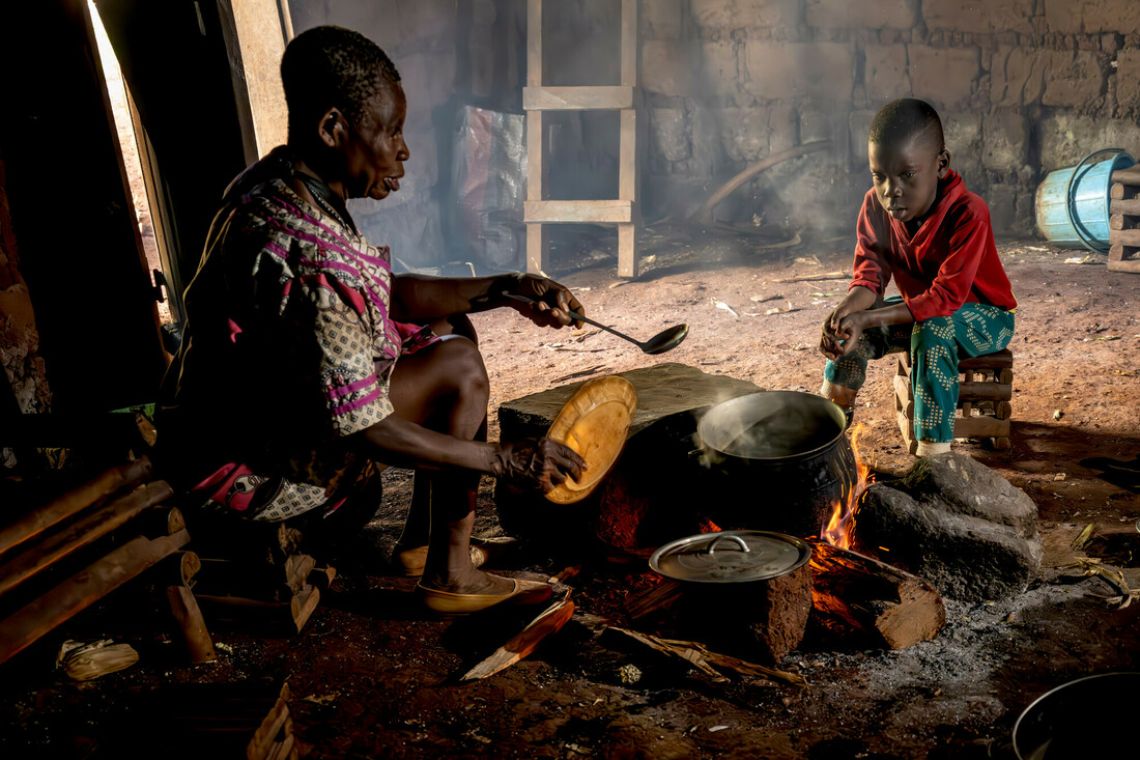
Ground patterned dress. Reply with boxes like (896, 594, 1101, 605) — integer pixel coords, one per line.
(158, 149, 434, 520)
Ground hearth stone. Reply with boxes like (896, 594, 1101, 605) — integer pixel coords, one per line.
(855, 453, 1042, 602)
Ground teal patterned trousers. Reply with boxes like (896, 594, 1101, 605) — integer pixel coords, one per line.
(824, 298, 1015, 443)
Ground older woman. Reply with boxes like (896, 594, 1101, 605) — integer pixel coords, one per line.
(158, 26, 585, 613)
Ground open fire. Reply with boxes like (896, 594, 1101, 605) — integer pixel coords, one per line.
(820, 423, 873, 550)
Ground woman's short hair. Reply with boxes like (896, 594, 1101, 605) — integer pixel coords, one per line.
(281, 25, 401, 141)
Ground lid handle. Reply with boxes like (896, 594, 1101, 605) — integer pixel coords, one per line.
(706, 533, 750, 555)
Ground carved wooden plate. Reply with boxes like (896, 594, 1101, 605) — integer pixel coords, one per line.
(545, 376, 638, 504)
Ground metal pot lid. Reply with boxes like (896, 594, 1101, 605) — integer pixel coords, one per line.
(649, 530, 811, 583)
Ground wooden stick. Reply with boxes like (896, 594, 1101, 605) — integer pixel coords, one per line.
(808, 541, 945, 650)
(0, 529, 190, 664)
(0, 481, 173, 597)
(461, 597, 576, 681)
(248, 688, 291, 760)
(626, 579, 684, 620)
(0, 457, 153, 557)
(166, 584, 218, 665)
(772, 270, 850, 283)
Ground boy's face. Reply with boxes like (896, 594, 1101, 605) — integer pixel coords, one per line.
(868, 136, 949, 223)
(341, 82, 410, 201)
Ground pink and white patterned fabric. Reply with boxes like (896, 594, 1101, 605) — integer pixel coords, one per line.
(159, 150, 435, 521)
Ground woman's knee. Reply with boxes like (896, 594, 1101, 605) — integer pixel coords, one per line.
(439, 337, 489, 403)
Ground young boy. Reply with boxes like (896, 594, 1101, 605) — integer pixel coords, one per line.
(819, 98, 1017, 457)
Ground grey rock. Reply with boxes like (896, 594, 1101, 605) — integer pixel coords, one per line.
(856, 454, 1042, 602)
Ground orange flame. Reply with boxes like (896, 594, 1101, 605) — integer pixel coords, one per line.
(820, 423, 873, 550)
(700, 519, 723, 533)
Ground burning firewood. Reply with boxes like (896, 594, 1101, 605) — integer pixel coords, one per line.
(808, 540, 946, 650)
(461, 597, 576, 681)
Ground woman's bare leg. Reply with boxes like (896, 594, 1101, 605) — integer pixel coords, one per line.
(388, 327, 511, 595)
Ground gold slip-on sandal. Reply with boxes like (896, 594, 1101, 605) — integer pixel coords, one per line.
(416, 578, 552, 615)
(394, 536, 518, 577)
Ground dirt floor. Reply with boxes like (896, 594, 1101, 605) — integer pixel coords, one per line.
(2, 229, 1139, 759)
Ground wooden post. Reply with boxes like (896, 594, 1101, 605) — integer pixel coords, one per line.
(525, 0, 546, 274)
(617, 0, 639, 278)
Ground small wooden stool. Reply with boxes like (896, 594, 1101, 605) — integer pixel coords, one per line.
(893, 348, 1013, 454)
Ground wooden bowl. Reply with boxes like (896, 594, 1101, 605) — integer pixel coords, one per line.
(545, 376, 637, 504)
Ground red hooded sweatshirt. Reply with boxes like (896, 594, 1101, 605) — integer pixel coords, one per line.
(849, 170, 1017, 322)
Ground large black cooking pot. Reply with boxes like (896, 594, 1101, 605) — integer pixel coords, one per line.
(696, 391, 855, 538)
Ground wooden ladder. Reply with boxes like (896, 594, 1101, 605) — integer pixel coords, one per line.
(525, 0, 641, 278)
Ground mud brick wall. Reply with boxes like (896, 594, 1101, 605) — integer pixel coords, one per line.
(642, 0, 1140, 237)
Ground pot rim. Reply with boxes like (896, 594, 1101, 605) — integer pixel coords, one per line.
(698, 390, 849, 463)
(1011, 671, 1140, 759)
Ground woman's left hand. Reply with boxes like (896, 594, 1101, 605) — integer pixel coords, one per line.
(835, 312, 866, 356)
(506, 274, 585, 329)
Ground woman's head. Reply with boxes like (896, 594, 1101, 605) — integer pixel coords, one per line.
(281, 26, 409, 201)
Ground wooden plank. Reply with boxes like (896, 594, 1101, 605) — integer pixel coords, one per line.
(892, 374, 914, 417)
(995, 401, 1013, 420)
(953, 416, 1009, 438)
(523, 85, 634, 111)
(619, 109, 637, 201)
(0, 457, 153, 557)
(896, 410, 916, 455)
(958, 349, 1013, 370)
(958, 381, 1012, 402)
(1110, 228, 1140, 247)
(1107, 255, 1140, 273)
(0, 481, 173, 597)
(461, 597, 575, 681)
(525, 199, 634, 224)
(618, 223, 638, 278)
(1109, 242, 1140, 262)
(1111, 167, 1140, 186)
(526, 223, 546, 274)
(1110, 197, 1140, 215)
(0, 530, 190, 664)
(527, 0, 542, 86)
(620, 0, 637, 86)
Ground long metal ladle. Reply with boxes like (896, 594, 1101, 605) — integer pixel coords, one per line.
(503, 292, 689, 355)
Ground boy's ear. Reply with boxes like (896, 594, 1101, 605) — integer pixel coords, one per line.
(317, 108, 348, 149)
(937, 148, 951, 179)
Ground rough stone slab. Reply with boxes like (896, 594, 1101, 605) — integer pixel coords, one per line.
(897, 453, 1039, 539)
(498, 362, 761, 441)
(982, 109, 1029, 173)
(691, 0, 797, 30)
(744, 42, 854, 104)
(855, 455, 1044, 602)
(1044, 0, 1140, 35)
(1041, 50, 1106, 110)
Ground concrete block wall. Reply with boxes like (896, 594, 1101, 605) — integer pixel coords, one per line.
(641, 0, 1140, 236)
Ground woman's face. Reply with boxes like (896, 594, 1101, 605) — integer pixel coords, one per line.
(341, 84, 410, 201)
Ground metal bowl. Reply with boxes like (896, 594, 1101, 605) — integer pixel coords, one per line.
(1013, 672, 1140, 759)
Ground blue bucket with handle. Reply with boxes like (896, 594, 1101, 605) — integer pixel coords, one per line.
(1035, 148, 1135, 252)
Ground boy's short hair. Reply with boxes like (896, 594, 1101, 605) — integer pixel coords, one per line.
(868, 98, 945, 152)
(281, 25, 402, 141)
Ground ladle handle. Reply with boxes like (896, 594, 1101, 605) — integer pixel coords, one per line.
(706, 533, 750, 555)
(500, 292, 641, 346)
